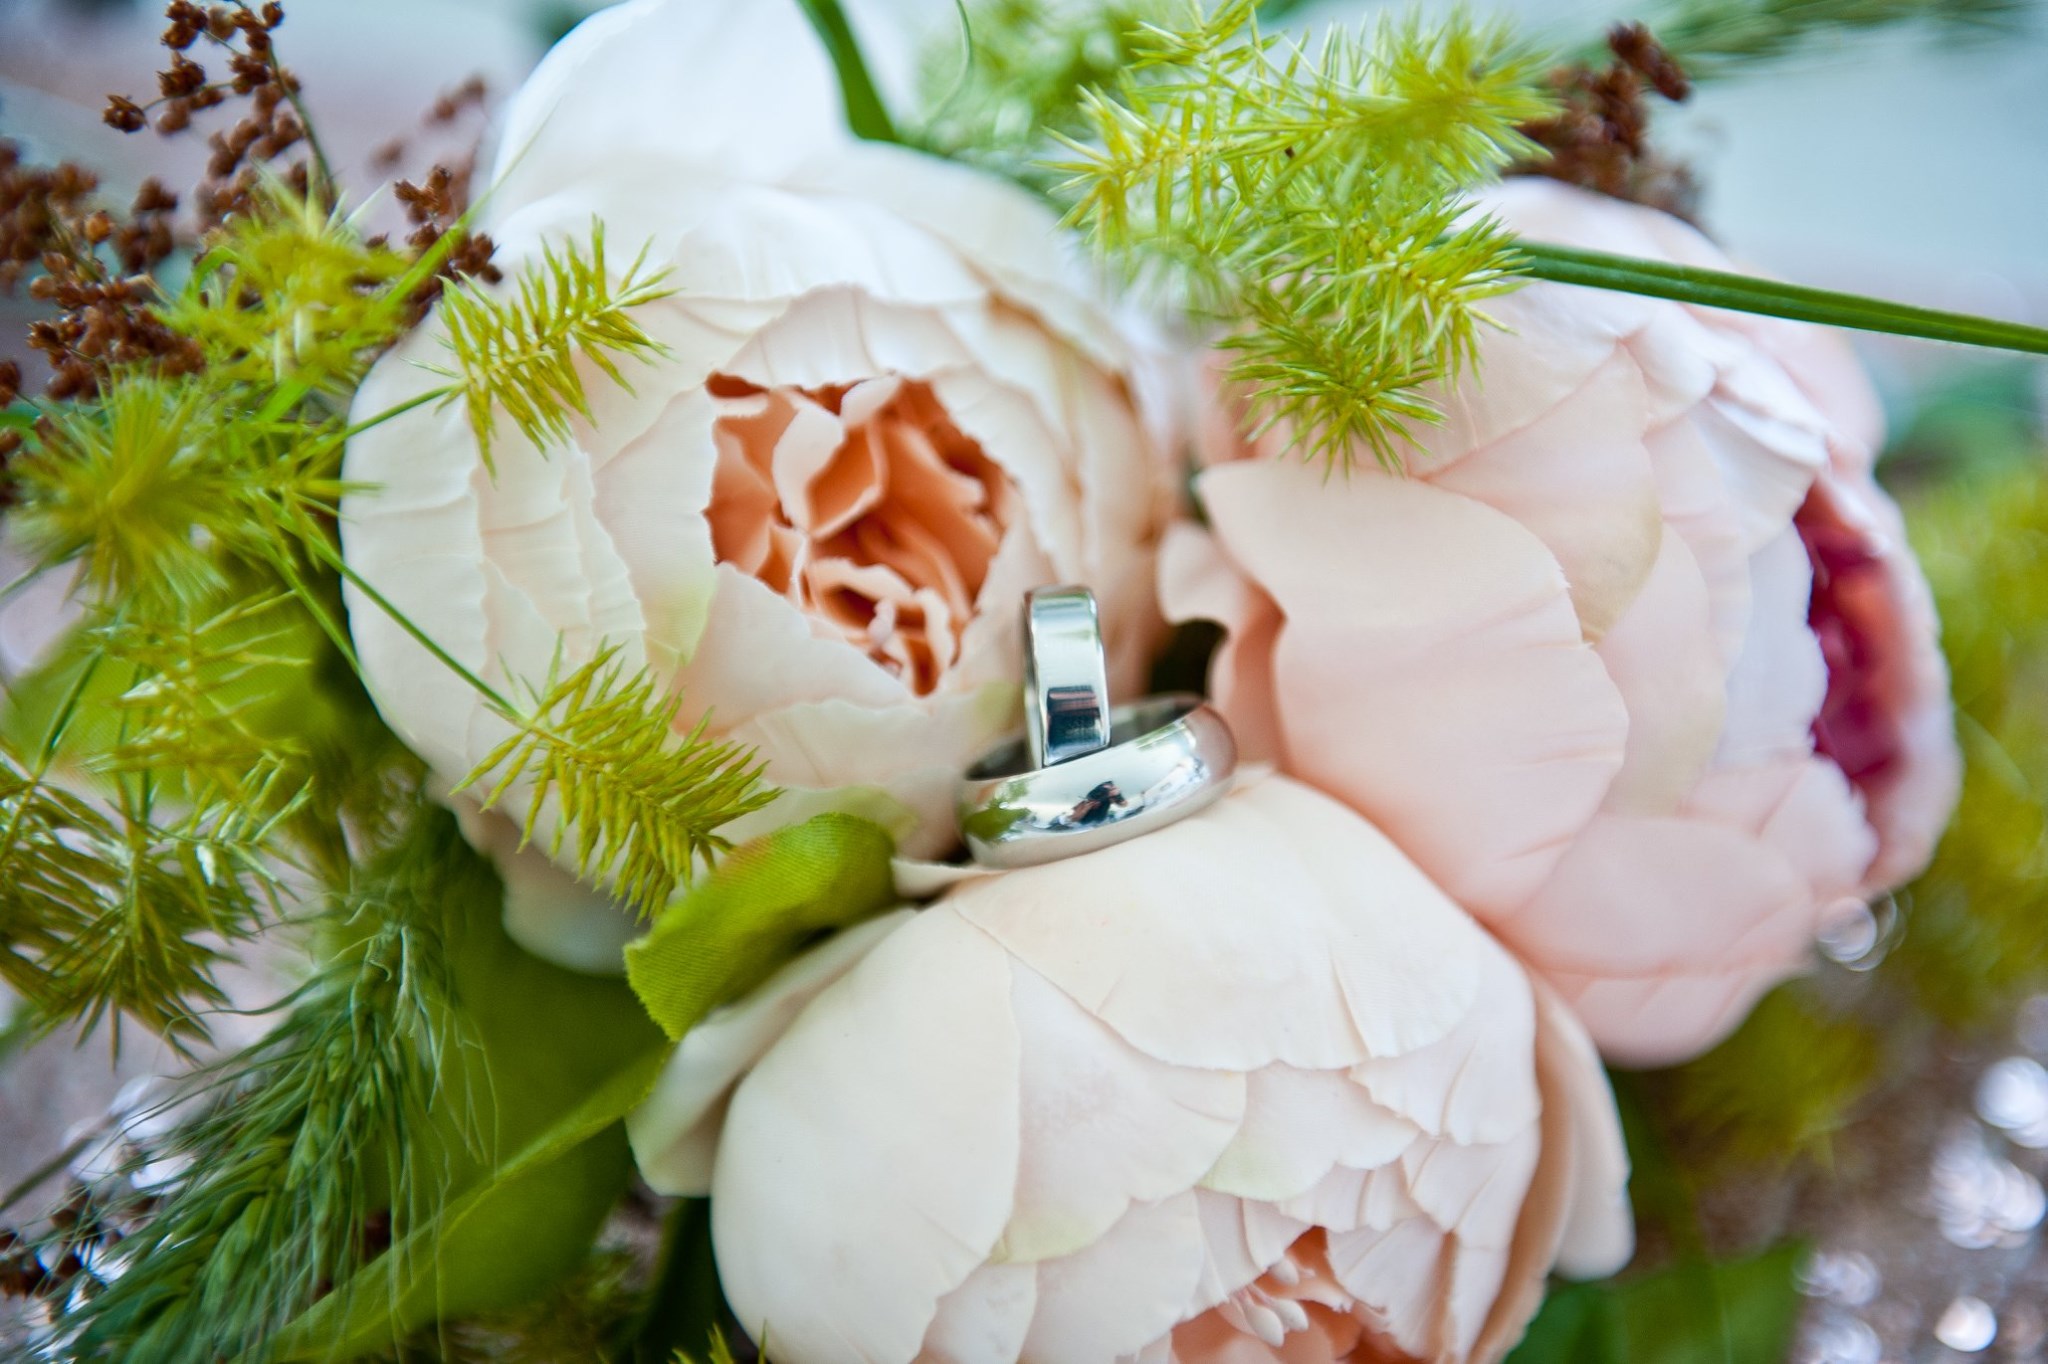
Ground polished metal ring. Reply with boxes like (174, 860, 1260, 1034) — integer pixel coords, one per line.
(959, 695, 1238, 868)
(1023, 585, 1111, 768)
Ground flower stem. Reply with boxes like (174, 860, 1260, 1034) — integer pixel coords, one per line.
(1513, 241, 2048, 355)
(793, 0, 900, 144)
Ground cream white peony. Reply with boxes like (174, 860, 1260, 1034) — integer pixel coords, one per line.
(339, 0, 1170, 968)
(633, 778, 1634, 1364)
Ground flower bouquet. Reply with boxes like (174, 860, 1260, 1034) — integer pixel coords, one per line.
(0, 0, 2043, 1360)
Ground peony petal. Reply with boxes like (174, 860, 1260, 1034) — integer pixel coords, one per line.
(1595, 528, 1726, 815)
(1201, 1066, 1417, 1205)
(918, 1263, 1038, 1364)
(628, 910, 913, 1195)
(1021, 1193, 1208, 1364)
(487, 0, 849, 220)
(714, 908, 1021, 1364)
(1350, 945, 1538, 1147)
(1715, 527, 1827, 768)
(1185, 1190, 1310, 1319)
(951, 778, 1486, 1073)
(1195, 460, 1628, 921)
(1158, 523, 1286, 765)
(1424, 351, 1664, 640)
(1510, 815, 1819, 1064)
(1322, 1216, 1449, 1361)
(996, 964, 1247, 1264)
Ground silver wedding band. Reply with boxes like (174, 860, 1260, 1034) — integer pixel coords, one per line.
(1024, 586, 1111, 768)
(961, 586, 1237, 868)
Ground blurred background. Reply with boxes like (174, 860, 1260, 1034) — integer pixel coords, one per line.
(2, 2, 2044, 1361)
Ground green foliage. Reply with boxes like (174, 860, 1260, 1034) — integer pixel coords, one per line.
(624, 813, 898, 1040)
(1505, 1243, 1805, 1364)
(1052, 0, 1551, 471)
(59, 812, 471, 1362)
(434, 223, 673, 471)
(917, 0, 1176, 177)
(460, 645, 775, 920)
(60, 808, 666, 1363)
(0, 684, 293, 1052)
(1649, 984, 1883, 1172)
(1628, 0, 2027, 77)
(1891, 459, 2048, 1028)
(156, 187, 415, 391)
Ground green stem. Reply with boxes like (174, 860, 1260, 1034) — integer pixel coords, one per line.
(309, 542, 513, 713)
(339, 385, 455, 440)
(1513, 241, 2048, 355)
(794, 0, 902, 144)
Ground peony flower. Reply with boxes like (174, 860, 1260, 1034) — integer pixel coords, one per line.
(339, 0, 1170, 966)
(1163, 179, 1959, 1065)
(635, 777, 1634, 1364)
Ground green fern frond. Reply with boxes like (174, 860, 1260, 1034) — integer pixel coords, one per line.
(59, 810, 474, 1364)
(457, 646, 776, 919)
(0, 729, 294, 1051)
(84, 594, 310, 804)
(434, 223, 674, 470)
(1049, 2, 1551, 471)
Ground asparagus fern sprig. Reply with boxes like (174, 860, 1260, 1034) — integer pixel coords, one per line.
(459, 646, 776, 920)
(1052, 0, 1552, 470)
(433, 223, 674, 470)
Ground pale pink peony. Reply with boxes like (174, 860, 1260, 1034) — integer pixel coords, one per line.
(340, 0, 1170, 966)
(1163, 179, 1959, 1065)
(633, 778, 1634, 1363)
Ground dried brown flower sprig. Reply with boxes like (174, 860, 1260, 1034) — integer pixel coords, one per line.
(1515, 23, 1700, 221)
(393, 162, 502, 318)
(1, 143, 200, 402)
(102, 1, 327, 227)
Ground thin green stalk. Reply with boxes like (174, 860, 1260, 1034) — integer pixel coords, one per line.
(794, 0, 902, 143)
(314, 547, 512, 712)
(1514, 241, 2048, 355)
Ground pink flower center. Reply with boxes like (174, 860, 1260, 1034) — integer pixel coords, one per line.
(705, 373, 1019, 696)
(1169, 1231, 1411, 1362)
(1798, 488, 1900, 798)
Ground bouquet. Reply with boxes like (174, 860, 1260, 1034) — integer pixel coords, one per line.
(0, 0, 2042, 1360)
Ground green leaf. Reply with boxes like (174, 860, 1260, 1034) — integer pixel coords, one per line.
(1506, 1243, 1806, 1364)
(272, 1050, 667, 1361)
(794, 0, 902, 143)
(625, 813, 898, 1042)
(1513, 241, 2048, 357)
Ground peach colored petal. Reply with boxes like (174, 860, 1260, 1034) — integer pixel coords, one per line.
(918, 1263, 1037, 1364)
(1195, 459, 1628, 920)
(949, 778, 1485, 1073)
(1423, 350, 1663, 640)
(1350, 947, 1539, 1147)
(1158, 523, 1287, 765)
(713, 909, 1022, 1364)
(996, 965, 1247, 1264)
(1595, 529, 1726, 815)
(629, 909, 913, 1196)
(1715, 526, 1828, 767)
(1022, 1193, 1209, 1363)
(1511, 815, 1818, 1064)
(1201, 1067, 1418, 1205)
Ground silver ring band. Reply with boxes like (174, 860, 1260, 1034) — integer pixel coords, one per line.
(960, 695, 1238, 868)
(1023, 586, 1111, 768)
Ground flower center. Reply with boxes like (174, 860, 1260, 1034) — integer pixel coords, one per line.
(1168, 1230, 1411, 1362)
(1797, 487, 1901, 799)
(704, 373, 1019, 696)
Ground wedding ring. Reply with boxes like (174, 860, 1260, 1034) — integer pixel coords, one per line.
(959, 695, 1238, 868)
(1023, 585, 1111, 768)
